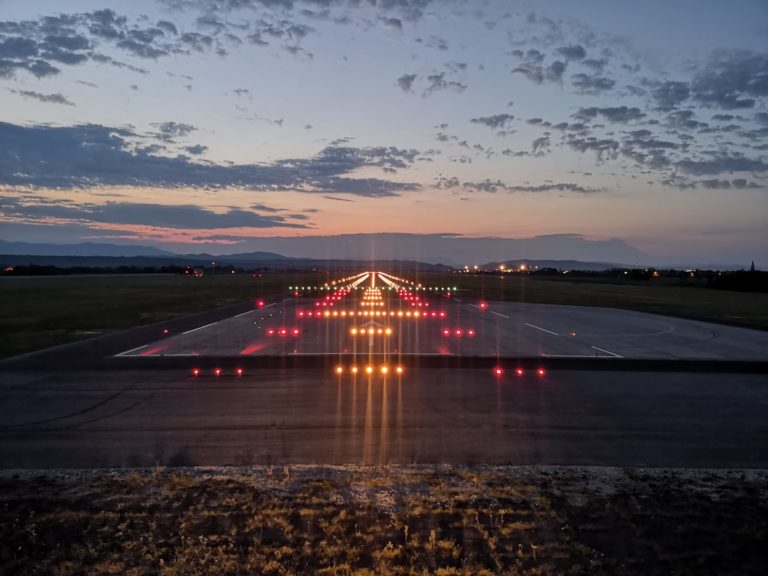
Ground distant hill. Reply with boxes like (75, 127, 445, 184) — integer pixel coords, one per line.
(181, 251, 291, 262)
(0, 241, 173, 257)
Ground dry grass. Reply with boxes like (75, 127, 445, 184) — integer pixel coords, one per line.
(1, 466, 766, 575)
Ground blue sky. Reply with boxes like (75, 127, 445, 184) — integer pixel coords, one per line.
(0, 0, 766, 265)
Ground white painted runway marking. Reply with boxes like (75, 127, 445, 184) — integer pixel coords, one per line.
(454, 298, 463, 302)
(544, 354, 613, 358)
(182, 322, 218, 335)
(115, 344, 148, 357)
(234, 310, 254, 318)
(590, 345, 623, 358)
(525, 323, 559, 336)
(491, 311, 510, 319)
(164, 353, 199, 357)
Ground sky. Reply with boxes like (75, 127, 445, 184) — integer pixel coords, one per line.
(0, 0, 766, 266)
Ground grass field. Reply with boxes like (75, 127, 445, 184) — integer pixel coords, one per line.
(0, 272, 321, 358)
(1, 466, 765, 575)
(1, 271, 766, 359)
(422, 272, 768, 331)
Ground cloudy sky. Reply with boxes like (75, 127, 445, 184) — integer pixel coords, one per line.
(0, 0, 766, 265)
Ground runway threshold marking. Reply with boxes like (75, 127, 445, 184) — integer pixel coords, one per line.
(525, 323, 559, 336)
(590, 345, 624, 358)
(491, 311, 510, 319)
(115, 344, 149, 357)
(182, 321, 218, 335)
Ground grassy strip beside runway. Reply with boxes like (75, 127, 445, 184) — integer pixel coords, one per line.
(1, 466, 766, 575)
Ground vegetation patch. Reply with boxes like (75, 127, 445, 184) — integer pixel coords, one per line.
(1, 466, 766, 575)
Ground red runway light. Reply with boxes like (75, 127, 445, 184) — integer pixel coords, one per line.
(494, 367, 504, 377)
(279, 328, 287, 336)
(442, 329, 451, 336)
(298, 311, 305, 317)
(162, 328, 169, 335)
(537, 368, 546, 376)
(266, 328, 275, 336)
(479, 301, 488, 310)
(439, 311, 446, 318)
(292, 328, 300, 336)
(257, 300, 265, 308)
(214, 368, 222, 376)
(515, 368, 524, 376)
(467, 329, 476, 337)
(192, 368, 200, 377)
(236, 368, 244, 376)
(455, 329, 463, 337)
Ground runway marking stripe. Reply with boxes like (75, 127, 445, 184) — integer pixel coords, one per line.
(114, 344, 149, 357)
(234, 310, 254, 318)
(454, 298, 463, 302)
(525, 323, 559, 336)
(491, 311, 510, 319)
(182, 322, 218, 335)
(164, 353, 199, 357)
(590, 345, 624, 358)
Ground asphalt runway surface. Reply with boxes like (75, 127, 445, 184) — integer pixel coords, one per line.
(1, 272, 767, 469)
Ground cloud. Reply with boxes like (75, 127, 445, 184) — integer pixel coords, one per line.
(153, 121, 197, 140)
(677, 154, 768, 176)
(651, 80, 690, 111)
(424, 72, 466, 95)
(574, 106, 645, 123)
(396, 73, 417, 92)
(571, 73, 615, 94)
(10, 89, 74, 106)
(691, 50, 768, 109)
(556, 45, 586, 60)
(447, 178, 598, 194)
(0, 121, 423, 197)
(1, 197, 311, 229)
(380, 17, 403, 30)
(469, 114, 514, 129)
(566, 135, 620, 160)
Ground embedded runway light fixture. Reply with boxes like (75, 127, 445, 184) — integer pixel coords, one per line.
(365, 365, 374, 374)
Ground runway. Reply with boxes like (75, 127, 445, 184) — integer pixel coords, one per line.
(1, 271, 767, 469)
(113, 289, 768, 363)
(1, 368, 766, 468)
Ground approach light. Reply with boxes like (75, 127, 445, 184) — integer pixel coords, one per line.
(335, 365, 344, 375)
(351, 365, 359, 374)
(395, 365, 404, 374)
(380, 365, 389, 375)
(365, 365, 374, 374)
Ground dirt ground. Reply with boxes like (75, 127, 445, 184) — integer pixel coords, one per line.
(1, 466, 766, 575)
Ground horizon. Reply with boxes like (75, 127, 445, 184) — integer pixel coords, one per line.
(1, 1, 766, 264)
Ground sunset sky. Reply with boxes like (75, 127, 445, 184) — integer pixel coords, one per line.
(1, 0, 766, 265)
